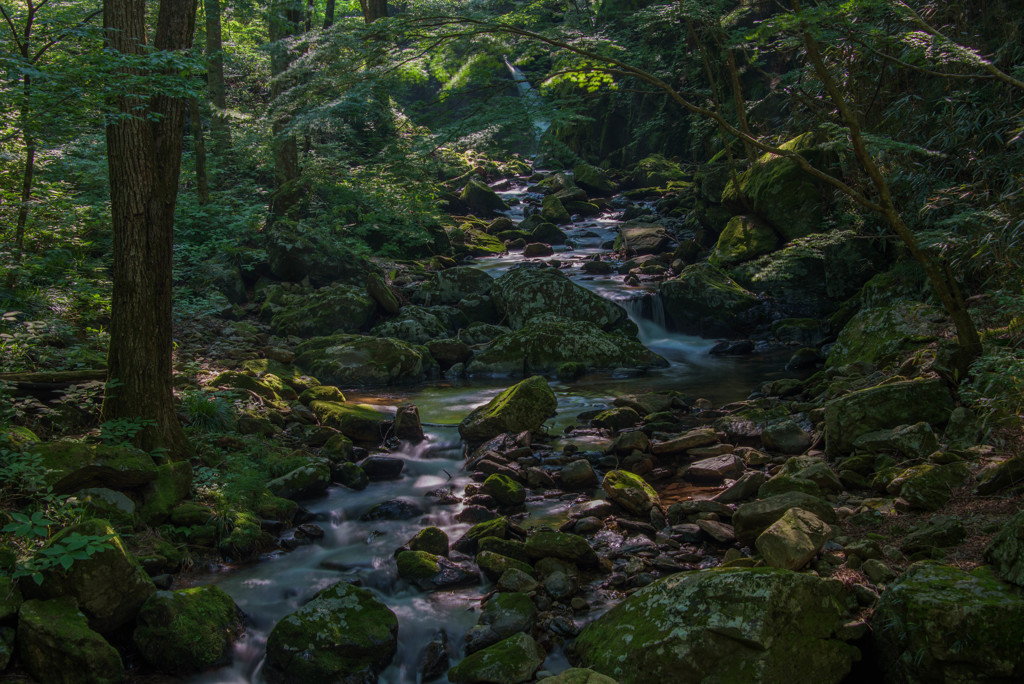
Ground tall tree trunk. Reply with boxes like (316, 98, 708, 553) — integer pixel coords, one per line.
(204, 0, 231, 154)
(322, 0, 335, 29)
(189, 97, 210, 205)
(360, 0, 387, 23)
(268, 0, 303, 220)
(14, 61, 34, 257)
(102, 0, 196, 457)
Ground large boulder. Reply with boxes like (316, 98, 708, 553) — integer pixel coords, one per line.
(628, 154, 686, 188)
(660, 262, 760, 336)
(295, 334, 436, 386)
(602, 470, 659, 517)
(32, 442, 157, 494)
(709, 215, 780, 266)
(571, 567, 857, 683)
(132, 586, 244, 675)
(573, 163, 617, 196)
(733, 492, 837, 544)
(29, 519, 155, 633)
(396, 551, 481, 591)
(755, 508, 831, 571)
(459, 376, 557, 443)
(264, 581, 398, 683)
(827, 302, 948, 368)
(466, 316, 667, 377)
(264, 224, 378, 287)
(615, 221, 673, 256)
(310, 401, 394, 443)
(412, 266, 494, 306)
(448, 632, 546, 684)
(721, 132, 826, 241)
(462, 180, 510, 215)
(18, 597, 124, 684)
(466, 592, 537, 652)
(265, 282, 376, 337)
(491, 264, 628, 331)
(525, 530, 598, 567)
(370, 305, 448, 345)
(872, 562, 1024, 682)
(824, 378, 955, 458)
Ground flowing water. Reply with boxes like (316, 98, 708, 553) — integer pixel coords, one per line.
(191, 174, 793, 683)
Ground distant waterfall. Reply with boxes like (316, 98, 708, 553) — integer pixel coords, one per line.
(504, 56, 550, 138)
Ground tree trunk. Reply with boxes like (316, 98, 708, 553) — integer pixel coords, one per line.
(189, 97, 210, 205)
(360, 0, 387, 23)
(204, 0, 231, 153)
(323, 0, 335, 29)
(268, 0, 304, 220)
(102, 0, 196, 457)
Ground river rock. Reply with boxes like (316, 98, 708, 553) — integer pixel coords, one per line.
(28, 519, 155, 633)
(525, 530, 598, 567)
(709, 214, 780, 267)
(370, 305, 448, 345)
(453, 517, 512, 555)
(467, 316, 667, 377)
(852, 422, 939, 461)
(366, 271, 400, 314)
(827, 302, 948, 369)
(266, 282, 376, 337)
(264, 581, 398, 683)
(360, 455, 405, 481)
(459, 376, 557, 443)
(541, 194, 571, 224)
(482, 473, 526, 507)
(713, 471, 767, 503)
(448, 632, 546, 684)
(660, 263, 760, 336)
(872, 562, 1024, 682)
(265, 223, 377, 287)
(462, 179, 510, 214)
(267, 461, 331, 501)
(560, 459, 598, 490)
(360, 497, 424, 521)
(761, 419, 812, 454)
(477, 551, 536, 582)
(591, 407, 641, 431)
(755, 508, 831, 571)
(544, 669, 618, 684)
(696, 519, 736, 544)
(310, 400, 394, 443)
(397, 551, 481, 591)
(602, 470, 660, 517)
(335, 462, 369, 490)
(685, 454, 743, 482)
(651, 427, 719, 455)
(616, 221, 672, 256)
(33, 441, 157, 494)
(491, 264, 628, 331)
(823, 378, 955, 458)
(295, 334, 436, 386)
(733, 492, 837, 543)
(413, 266, 494, 306)
(629, 154, 686, 187)
(17, 597, 124, 684)
(901, 515, 966, 556)
(574, 163, 617, 196)
(466, 592, 537, 653)
(890, 462, 971, 511)
(133, 586, 243, 674)
(571, 567, 857, 683)
(409, 527, 450, 557)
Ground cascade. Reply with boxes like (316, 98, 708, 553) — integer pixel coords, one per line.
(504, 56, 550, 137)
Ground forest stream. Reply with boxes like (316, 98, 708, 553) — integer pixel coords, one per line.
(194, 173, 794, 683)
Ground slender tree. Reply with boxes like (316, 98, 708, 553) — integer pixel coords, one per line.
(102, 0, 197, 456)
(204, 0, 231, 153)
(268, 0, 304, 219)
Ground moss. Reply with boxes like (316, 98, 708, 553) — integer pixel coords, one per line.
(139, 461, 193, 525)
(32, 441, 158, 494)
(476, 551, 536, 582)
(132, 586, 243, 674)
(295, 334, 433, 387)
(409, 527, 449, 556)
(491, 265, 628, 332)
(601, 469, 659, 516)
(396, 550, 440, 581)
(660, 262, 759, 333)
(218, 511, 273, 560)
(310, 400, 393, 443)
(826, 302, 947, 369)
(525, 530, 599, 567)
(481, 473, 526, 507)
(447, 632, 546, 684)
(478, 536, 529, 562)
(541, 194, 571, 224)
(18, 597, 125, 684)
(461, 179, 510, 214)
(267, 282, 376, 337)
(458, 375, 557, 443)
(0, 425, 39, 450)
(709, 215, 780, 266)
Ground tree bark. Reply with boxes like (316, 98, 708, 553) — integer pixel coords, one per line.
(102, 0, 196, 457)
(189, 97, 210, 205)
(268, 0, 303, 220)
(204, 0, 231, 153)
(360, 0, 387, 23)
(323, 0, 335, 29)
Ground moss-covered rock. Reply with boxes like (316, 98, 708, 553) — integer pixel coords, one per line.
(525, 530, 598, 567)
(824, 378, 955, 458)
(872, 563, 1024, 682)
(264, 223, 378, 287)
(476, 551, 536, 582)
(629, 154, 686, 188)
(543, 668, 618, 684)
(266, 282, 377, 337)
(894, 462, 971, 511)
(0, 575, 22, 621)
(17, 597, 124, 684)
(412, 266, 495, 306)
(571, 567, 856, 683)
(491, 264, 628, 332)
(462, 179, 510, 215)
(132, 586, 243, 674)
(660, 262, 760, 336)
(267, 461, 331, 501)
(0, 425, 40, 450)
(310, 400, 394, 443)
(295, 334, 436, 387)
(32, 441, 157, 495)
(453, 517, 510, 555)
(299, 384, 345, 405)
(265, 581, 398, 683)
(138, 460, 193, 525)
(458, 376, 557, 443)
(615, 222, 672, 256)
(601, 470, 659, 517)
(733, 492, 837, 544)
(541, 194, 571, 224)
(467, 315, 666, 377)
(448, 632, 546, 684)
(574, 163, 617, 196)
(709, 215, 780, 266)
(482, 473, 526, 507)
(827, 302, 948, 369)
(755, 508, 832, 571)
(370, 305, 449, 345)
(530, 221, 568, 245)
(409, 526, 449, 556)
(29, 519, 154, 633)
(456, 227, 508, 257)
(721, 133, 826, 241)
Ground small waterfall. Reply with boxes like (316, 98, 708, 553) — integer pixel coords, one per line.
(503, 56, 550, 137)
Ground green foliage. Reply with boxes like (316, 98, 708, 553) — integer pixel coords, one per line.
(180, 391, 235, 432)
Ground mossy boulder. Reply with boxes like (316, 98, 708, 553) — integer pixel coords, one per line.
(32, 441, 158, 495)
(409, 526, 449, 556)
(447, 632, 546, 684)
(467, 592, 537, 651)
(709, 215, 780, 266)
(265, 223, 378, 287)
(491, 264, 628, 331)
(721, 133, 826, 241)
(295, 334, 436, 386)
(453, 517, 510, 555)
(265, 581, 398, 683)
(615, 221, 673, 256)
(476, 551, 536, 582)
(824, 378, 955, 458)
(132, 586, 244, 674)
(482, 473, 527, 507)
(574, 163, 617, 196)
(17, 597, 124, 684)
(458, 376, 557, 443)
(467, 316, 667, 377)
(138, 460, 193, 525)
(872, 563, 1024, 682)
(827, 302, 948, 368)
(571, 567, 857, 683)
(267, 461, 331, 501)
(370, 305, 448, 345)
(755, 508, 832, 571)
(366, 271, 400, 314)
(525, 530, 598, 567)
(413, 266, 494, 306)
(456, 227, 507, 257)
(299, 384, 345, 405)
(543, 668, 618, 684)
(530, 222, 568, 245)
(310, 400, 394, 443)
(462, 179, 510, 215)
(266, 282, 377, 337)
(0, 424, 40, 450)
(629, 154, 686, 188)
(541, 194, 571, 224)
(660, 262, 760, 336)
(601, 470, 659, 517)
(733, 492, 837, 544)
(893, 462, 971, 511)
(29, 519, 155, 633)
(397, 550, 480, 591)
